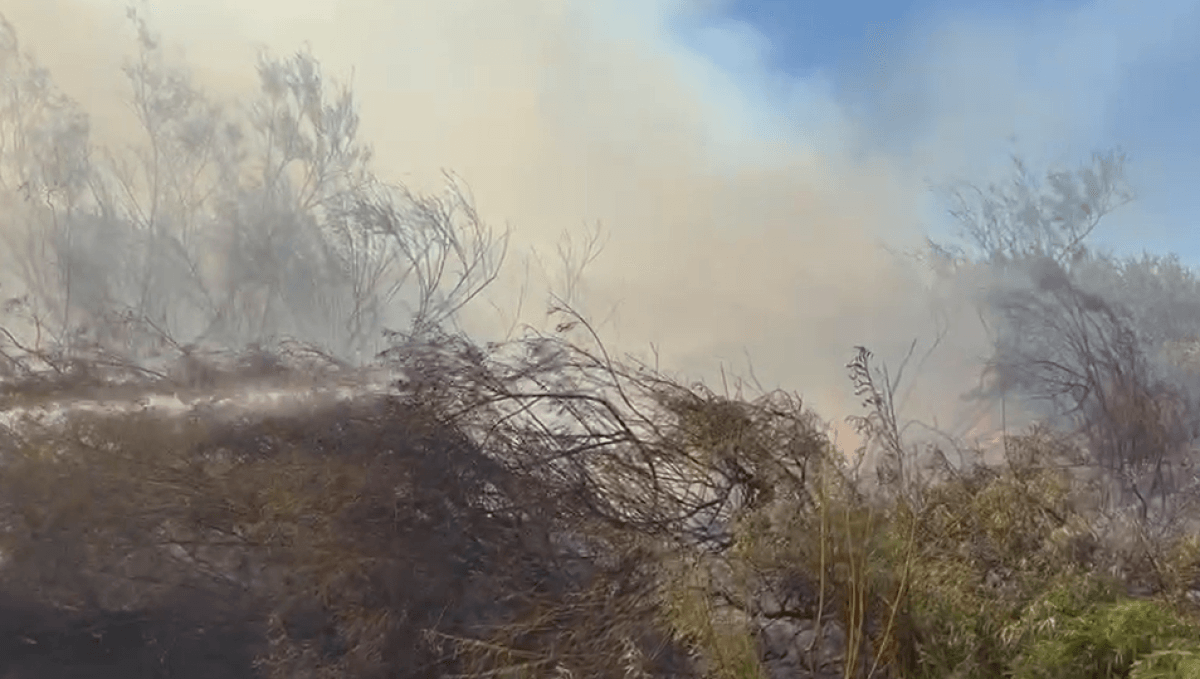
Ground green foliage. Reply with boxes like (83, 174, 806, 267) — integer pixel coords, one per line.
(661, 558, 764, 679)
(1131, 648, 1200, 679)
(1012, 594, 1200, 679)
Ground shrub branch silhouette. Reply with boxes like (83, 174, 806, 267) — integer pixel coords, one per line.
(925, 146, 1200, 609)
(0, 9, 506, 384)
(977, 256, 1193, 531)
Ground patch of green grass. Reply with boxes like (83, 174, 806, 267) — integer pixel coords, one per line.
(1012, 591, 1200, 679)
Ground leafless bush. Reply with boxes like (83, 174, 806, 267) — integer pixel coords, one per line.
(0, 10, 505, 386)
(975, 255, 1193, 530)
(0, 304, 852, 678)
(930, 149, 1133, 267)
(927, 149, 1199, 536)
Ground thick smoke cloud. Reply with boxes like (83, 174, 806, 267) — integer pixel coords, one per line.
(3, 0, 1126, 454)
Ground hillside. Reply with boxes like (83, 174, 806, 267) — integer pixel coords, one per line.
(2, 10, 1200, 679)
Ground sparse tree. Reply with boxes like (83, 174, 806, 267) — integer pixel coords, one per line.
(928, 150, 1200, 531)
(0, 9, 507, 385)
(930, 149, 1133, 268)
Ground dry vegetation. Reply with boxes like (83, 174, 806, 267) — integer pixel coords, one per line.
(2, 11, 1200, 679)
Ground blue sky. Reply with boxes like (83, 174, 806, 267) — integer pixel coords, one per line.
(676, 0, 1200, 265)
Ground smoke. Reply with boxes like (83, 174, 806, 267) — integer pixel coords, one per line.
(1, 0, 1138, 455)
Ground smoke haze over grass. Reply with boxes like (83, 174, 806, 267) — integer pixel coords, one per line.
(1, 0, 1191, 453)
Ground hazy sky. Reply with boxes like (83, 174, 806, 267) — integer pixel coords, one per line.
(2, 0, 1196, 451)
(717, 0, 1200, 258)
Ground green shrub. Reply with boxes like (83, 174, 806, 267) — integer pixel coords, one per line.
(1130, 647, 1200, 679)
(1013, 597, 1200, 679)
